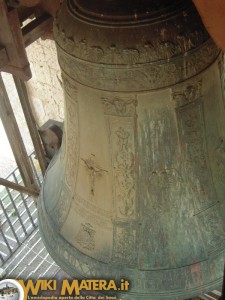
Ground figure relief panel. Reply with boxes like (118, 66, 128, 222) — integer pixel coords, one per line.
(112, 225, 138, 267)
(101, 95, 137, 117)
(171, 80, 202, 108)
(76, 222, 96, 252)
(60, 196, 113, 263)
(198, 206, 225, 254)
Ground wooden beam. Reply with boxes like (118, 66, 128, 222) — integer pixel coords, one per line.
(13, 75, 47, 175)
(0, 73, 39, 191)
(17, 6, 34, 23)
(0, 0, 31, 80)
(19, 0, 60, 17)
(0, 45, 9, 69)
(0, 178, 39, 197)
(22, 13, 53, 47)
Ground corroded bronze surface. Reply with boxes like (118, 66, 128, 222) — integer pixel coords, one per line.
(39, 0, 225, 299)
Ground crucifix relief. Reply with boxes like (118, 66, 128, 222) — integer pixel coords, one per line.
(81, 155, 108, 196)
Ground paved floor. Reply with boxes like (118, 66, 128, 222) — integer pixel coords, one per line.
(1, 227, 73, 298)
(3, 228, 59, 280)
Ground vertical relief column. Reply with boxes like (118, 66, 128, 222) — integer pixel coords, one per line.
(101, 94, 139, 267)
(173, 80, 217, 213)
(218, 53, 225, 100)
(217, 53, 225, 203)
(172, 62, 225, 256)
(137, 88, 206, 270)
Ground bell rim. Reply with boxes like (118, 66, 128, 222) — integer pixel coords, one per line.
(67, 0, 190, 26)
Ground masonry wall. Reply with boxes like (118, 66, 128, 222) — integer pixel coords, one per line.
(25, 38, 64, 126)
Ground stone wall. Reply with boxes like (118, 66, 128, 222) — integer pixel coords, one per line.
(25, 38, 64, 126)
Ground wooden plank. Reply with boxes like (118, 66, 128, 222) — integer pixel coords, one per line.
(0, 0, 31, 80)
(0, 178, 39, 197)
(22, 13, 53, 47)
(0, 45, 9, 68)
(208, 291, 221, 299)
(17, 6, 34, 23)
(191, 291, 222, 300)
(13, 75, 47, 175)
(0, 73, 39, 191)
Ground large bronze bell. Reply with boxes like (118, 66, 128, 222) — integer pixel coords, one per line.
(38, 0, 225, 299)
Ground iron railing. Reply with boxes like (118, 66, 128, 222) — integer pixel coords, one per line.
(0, 152, 42, 266)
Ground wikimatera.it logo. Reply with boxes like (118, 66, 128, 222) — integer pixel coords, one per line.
(16, 279, 130, 299)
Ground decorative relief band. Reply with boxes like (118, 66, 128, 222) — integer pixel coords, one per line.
(54, 0, 209, 66)
(52, 185, 72, 229)
(57, 40, 219, 92)
(54, 24, 209, 65)
(64, 84, 79, 189)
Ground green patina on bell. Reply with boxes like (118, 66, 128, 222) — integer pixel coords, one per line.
(38, 0, 225, 299)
